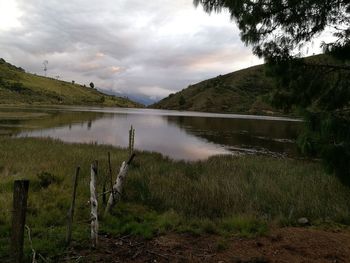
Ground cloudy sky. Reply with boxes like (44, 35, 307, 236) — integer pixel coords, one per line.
(0, 0, 325, 104)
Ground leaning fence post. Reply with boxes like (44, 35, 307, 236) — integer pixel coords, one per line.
(11, 180, 29, 263)
(90, 161, 98, 248)
(104, 153, 136, 216)
(66, 166, 80, 245)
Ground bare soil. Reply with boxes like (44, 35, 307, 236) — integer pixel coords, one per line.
(64, 227, 350, 262)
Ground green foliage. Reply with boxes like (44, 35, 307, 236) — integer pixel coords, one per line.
(220, 217, 268, 237)
(194, 1, 350, 60)
(36, 172, 62, 188)
(179, 95, 186, 106)
(261, 32, 350, 182)
(195, 0, 350, 181)
(297, 111, 350, 183)
(0, 76, 32, 94)
(0, 58, 24, 72)
(10, 82, 24, 91)
(265, 54, 350, 177)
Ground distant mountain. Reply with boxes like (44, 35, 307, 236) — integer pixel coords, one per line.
(124, 94, 158, 106)
(104, 91, 158, 106)
(0, 58, 143, 108)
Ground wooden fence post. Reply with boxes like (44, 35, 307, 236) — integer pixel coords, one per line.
(11, 180, 29, 263)
(102, 182, 107, 206)
(104, 154, 135, 216)
(90, 161, 98, 248)
(129, 126, 135, 156)
(66, 166, 80, 245)
(108, 152, 114, 201)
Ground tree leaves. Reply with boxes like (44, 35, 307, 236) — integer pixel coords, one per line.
(195, 0, 350, 181)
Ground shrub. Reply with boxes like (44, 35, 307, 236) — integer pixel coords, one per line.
(10, 82, 24, 92)
(36, 172, 62, 188)
(179, 95, 186, 106)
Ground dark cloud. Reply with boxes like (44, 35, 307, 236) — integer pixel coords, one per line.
(0, 0, 262, 103)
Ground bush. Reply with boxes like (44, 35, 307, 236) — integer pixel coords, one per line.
(36, 172, 62, 188)
(179, 95, 186, 106)
(0, 77, 4, 88)
(10, 82, 25, 92)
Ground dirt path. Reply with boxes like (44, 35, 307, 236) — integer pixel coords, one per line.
(64, 227, 350, 262)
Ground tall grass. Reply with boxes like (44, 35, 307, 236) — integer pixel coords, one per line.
(0, 137, 349, 260)
(127, 152, 350, 221)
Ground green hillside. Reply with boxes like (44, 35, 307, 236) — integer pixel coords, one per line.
(0, 58, 142, 107)
(152, 54, 346, 115)
(151, 64, 278, 114)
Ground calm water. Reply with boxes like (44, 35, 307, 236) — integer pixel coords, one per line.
(1, 106, 302, 160)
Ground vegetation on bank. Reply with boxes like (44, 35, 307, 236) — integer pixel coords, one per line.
(0, 58, 142, 108)
(1, 137, 349, 261)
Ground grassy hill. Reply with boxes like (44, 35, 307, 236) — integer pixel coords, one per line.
(151, 64, 278, 115)
(152, 54, 346, 115)
(0, 58, 142, 107)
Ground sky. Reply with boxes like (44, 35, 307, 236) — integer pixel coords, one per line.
(0, 0, 325, 104)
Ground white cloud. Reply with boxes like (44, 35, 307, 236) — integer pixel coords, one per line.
(0, 0, 263, 102)
(0, 0, 22, 30)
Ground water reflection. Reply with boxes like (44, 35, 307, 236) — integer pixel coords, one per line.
(19, 114, 230, 160)
(9, 107, 303, 160)
(166, 116, 302, 156)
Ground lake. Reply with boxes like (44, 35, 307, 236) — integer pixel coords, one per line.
(0, 106, 302, 160)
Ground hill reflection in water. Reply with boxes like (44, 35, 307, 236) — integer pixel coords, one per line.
(16, 107, 302, 160)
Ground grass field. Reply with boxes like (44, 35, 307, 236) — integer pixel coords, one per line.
(0, 58, 142, 108)
(1, 137, 349, 261)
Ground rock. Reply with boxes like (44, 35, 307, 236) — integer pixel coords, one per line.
(297, 217, 309, 225)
